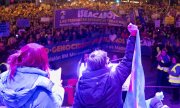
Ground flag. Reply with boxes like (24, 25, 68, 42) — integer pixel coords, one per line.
(16, 18, 30, 28)
(123, 30, 147, 108)
(0, 22, 10, 37)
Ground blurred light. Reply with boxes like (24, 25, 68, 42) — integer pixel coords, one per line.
(121, 0, 129, 2)
(122, 0, 139, 3)
(39, 0, 42, 3)
(116, 0, 120, 3)
(67, 0, 71, 1)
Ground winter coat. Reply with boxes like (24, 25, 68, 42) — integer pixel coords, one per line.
(0, 67, 64, 108)
(73, 36, 136, 108)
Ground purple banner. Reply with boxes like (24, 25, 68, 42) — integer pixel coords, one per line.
(0, 22, 10, 37)
(46, 36, 126, 63)
(16, 18, 30, 28)
(54, 9, 126, 28)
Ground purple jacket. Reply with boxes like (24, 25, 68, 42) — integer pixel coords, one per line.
(73, 36, 136, 108)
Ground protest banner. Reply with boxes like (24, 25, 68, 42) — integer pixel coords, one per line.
(155, 20, 161, 28)
(0, 22, 10, 37)
(40, 17, 52, 22)
(46, 35, 151, 69)
(16, 18, 30, 28)
(54, 8, 126, 28)
(164, 16, 175, 25)
(176, 21, 180, 27)
(46, 36, 127, 63)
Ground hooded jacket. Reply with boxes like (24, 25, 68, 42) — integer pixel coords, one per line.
(168, 63, 180, 85)
(73, 36, 136, 108)
(0, 67, 64, 108)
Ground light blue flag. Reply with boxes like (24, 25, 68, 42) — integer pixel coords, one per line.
(123, 29, 147, 108)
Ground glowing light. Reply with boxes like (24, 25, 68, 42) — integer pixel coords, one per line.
(122, 0, 139, 3)
(116, 0, 120, 3)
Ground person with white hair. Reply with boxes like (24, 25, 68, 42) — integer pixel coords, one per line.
(73, 23, 137, 108)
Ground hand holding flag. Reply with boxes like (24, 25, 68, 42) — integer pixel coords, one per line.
(123, 23, 147, 108)
(127, 23, 138, 36)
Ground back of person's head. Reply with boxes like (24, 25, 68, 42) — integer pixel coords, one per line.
(161, 48, 167, 56)
(7, 37, 17, 46)
(87, 50, 108, 71)
(0, 63, 8, 74)
(171, 56, 177, 64)
(7, 43, 49, 79)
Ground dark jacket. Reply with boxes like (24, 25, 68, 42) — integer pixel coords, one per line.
(73, 36, 136, 108)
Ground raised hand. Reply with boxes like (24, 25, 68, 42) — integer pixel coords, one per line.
(127, 23, 138, 36)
